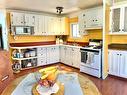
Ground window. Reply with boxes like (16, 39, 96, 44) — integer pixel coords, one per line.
(71, 23, 81, 38)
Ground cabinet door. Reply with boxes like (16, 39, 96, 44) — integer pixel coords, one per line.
(48, 16, 55, 35)
(25, 14, 35, 26)
(71, 48, 80, 68)
(78, 12, 88, 35)
(108, 50, 119, 76)
(110, 7, 121, 33)
(60, 46, 65, 63)
(10, 12, 24, 26)
(123, 7, 127, 33)
(119, 52, 127, 78)
(54, 18, 61, 35)
(38, 15, 45, 35)
(34, 15, 39, 35)
(54, 46, 59, 62)
(45, 16, 50, 35)
(65, 47, 72, 65)
(38, 57, 47, 66)
(46, 47, 51, 64)
(60, 17, 66, 35)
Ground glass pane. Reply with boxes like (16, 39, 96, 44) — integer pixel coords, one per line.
(71, 23, 80, 38)
(112, 8, 120, 32)
(124, 7, 127, 32)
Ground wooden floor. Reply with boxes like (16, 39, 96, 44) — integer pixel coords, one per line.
(1, 63, 127, 95)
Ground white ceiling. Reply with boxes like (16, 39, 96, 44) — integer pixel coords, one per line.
(1, 0, 103, 14)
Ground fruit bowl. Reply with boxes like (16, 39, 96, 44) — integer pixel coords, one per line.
(36, 83, 59, 95)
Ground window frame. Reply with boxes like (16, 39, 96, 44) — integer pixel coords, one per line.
(70, 22, 81, 39)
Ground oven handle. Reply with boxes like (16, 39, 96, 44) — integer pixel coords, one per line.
(80, 50, 87, 52)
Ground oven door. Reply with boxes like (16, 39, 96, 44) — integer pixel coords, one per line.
(80, 49, 100, 69)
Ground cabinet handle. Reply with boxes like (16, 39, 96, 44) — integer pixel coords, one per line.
(122, 29, 124, 31)
(117, 54, 119, 55)
(83, 14, 85, 16)
(93, 20, 94, 22)
(120, 54, 122, 56)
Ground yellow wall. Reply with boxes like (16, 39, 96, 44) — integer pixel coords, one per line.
(110, 35, 127, 44)
(67, 17, 103, 42)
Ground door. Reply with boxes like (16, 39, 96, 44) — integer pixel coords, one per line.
(54, 46, 59, 63)
(110, 7, 121, 33)
(65, 47, 72, 66)
(60, 46, 65, 63)
(119, 51, 127, 78)
(34, 15, 39, 35)
(25, 14, 35, 26)
(44, 16, 49, 35)
(10, 12, 24, 26)
(108, 50, 119, 76)
(60, 17, 65, 35)
(38, 15, 45, 35)
(123, 6, 127, 33)
(72, 48, 80, 68)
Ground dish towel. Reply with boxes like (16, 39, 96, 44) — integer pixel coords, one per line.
(57, 73, 83, 95)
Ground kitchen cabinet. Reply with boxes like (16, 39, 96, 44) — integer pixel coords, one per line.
(10, 11, 68, 36)
(46, 46, 59, 64)
(72, 48, 81, 68)
(78, 6, 103, 35)
(110, 5, 127, 35)
(24, 14, 35, 26)
(10, 12, 24, 26)
(37, 15, 45, 35)
(108, 50, 127, 78)
(59, 46, 66, 63)
(10, 12, 36, 26)
(60, 46, 80, 68)
(37, 47, 47, 66)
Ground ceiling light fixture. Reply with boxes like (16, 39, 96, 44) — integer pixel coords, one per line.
(56, 7, 64, 14)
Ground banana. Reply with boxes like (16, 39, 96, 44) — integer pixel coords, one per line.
(40, 74, 49, 80)
(39, 66, 57, 73)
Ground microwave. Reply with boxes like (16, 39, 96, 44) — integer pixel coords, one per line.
(11, 26, 34, 35)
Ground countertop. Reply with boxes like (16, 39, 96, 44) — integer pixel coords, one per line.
(10, 41, 88, 49)
(108, 44, 127, 50)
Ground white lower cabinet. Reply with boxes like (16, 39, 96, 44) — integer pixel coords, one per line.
(37, 45, 80, 68)
(108, 50, 127, 78)
(60, 46, 80, 68)
(37, 47, 47, 66)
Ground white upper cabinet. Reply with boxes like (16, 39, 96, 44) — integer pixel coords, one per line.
(24, 14, 35, 26)
(78, 6, 103, 34)
(10, 12, 36, 26)
(10, 12, 24, 26)
(10, 11, 68, 36)
(110, 5, 127, 35)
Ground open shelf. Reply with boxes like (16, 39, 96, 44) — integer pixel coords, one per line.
(12, 56, 38, 60)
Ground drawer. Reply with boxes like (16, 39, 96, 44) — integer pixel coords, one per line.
(80, 66, 101, 78)
(37, 58, 46, 66)
(37, 53, 46, 57)
(37, 47, 46, 52)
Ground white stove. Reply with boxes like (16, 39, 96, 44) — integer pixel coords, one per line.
(80, 39, 102, 78)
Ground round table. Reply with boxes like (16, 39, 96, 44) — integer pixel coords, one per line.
(2, 72, 101, 95)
